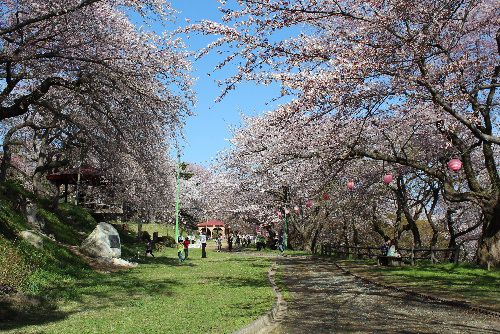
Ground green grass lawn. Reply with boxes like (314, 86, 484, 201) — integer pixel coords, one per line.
(1, 248, 275, 334)
(338, 259, 500, 312)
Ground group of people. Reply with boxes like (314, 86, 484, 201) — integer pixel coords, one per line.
(381, 238, 401, 257)
(146, 231, 284, 262)
(177, 232, 208, 262)
(225, 234, 253, 252)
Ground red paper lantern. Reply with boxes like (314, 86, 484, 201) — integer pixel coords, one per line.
(323, 193, 331, 201)
(306, 200, 313, 208)
(383, 173, 393, 185)
(448, 158, 462, 172)
(347, 181, 355, 190)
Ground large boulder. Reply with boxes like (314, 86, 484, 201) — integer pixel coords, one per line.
(81, 223, 121, 258)
(19, 230, 44, 249)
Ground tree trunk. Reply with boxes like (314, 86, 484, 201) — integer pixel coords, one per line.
(32, 129, 50, 196)
(137, 223, 143, 240)
(446, 209, 458, 260)
(0, 140, 12, 182)
(477, 195, 500, 267)
(0, 122, 27, 182)
(309, 227, 321, 254)
(352, 220, 359, 247)
(371, 204, 390, 241)
(394, 179, 422, 247)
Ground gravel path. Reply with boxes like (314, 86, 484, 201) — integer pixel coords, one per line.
(270, 257, 500, 334)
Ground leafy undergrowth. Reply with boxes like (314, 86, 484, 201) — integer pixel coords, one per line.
(337, 259, 500, 312)
(2, 248, 275, 334)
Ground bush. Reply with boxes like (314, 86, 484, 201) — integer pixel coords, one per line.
(157, 235, 176, 248)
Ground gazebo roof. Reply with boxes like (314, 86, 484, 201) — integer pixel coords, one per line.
(197, 220, 225, 227)
(47, 166, 103, 185)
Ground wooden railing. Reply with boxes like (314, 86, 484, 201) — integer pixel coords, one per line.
(320, 243, 461, 265)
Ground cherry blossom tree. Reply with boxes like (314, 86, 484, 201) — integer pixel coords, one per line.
(1, 0, 194, 220)
(191, 0, 499, 266)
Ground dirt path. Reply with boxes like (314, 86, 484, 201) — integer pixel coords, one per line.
(269, 257, 500, 334)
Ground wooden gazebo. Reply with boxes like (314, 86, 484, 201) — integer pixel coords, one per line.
(197, 220, 230, 238)
(47, 166, 103, 203)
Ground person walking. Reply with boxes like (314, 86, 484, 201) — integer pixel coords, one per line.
(145, 239, 154, 257)
(227, 234, 233, 252)
(183, 236, 190, 259)
(235, 234, 241, 250)
(200, 231, 207, 258)
(278, 234, 284, 253)
(216, 236, 222, 252)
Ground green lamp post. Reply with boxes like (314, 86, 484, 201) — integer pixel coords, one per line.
(175, 150, 181, 243)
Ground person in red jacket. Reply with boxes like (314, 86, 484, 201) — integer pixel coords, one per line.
(183, 237, 190, 259)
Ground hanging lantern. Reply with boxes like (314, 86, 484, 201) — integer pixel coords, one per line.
(448, 158, 462, 172)
(383, 173, 393, 185)
(323, 193, 331, 201)
(294, 205, 300, 213)
(347, 180, 355, 190)
(306, 200, 314, 208)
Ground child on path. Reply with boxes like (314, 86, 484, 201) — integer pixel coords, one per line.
(183, 237, 190, 259)
(177, 241, 185, 263)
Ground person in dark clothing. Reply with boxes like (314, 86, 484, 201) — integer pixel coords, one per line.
(228, 234, 233, 252)
(235, 235, 241, 249)
(183, 237, 190, 259)
(145, 239, 154, 257)
(278, 234, 285, 253)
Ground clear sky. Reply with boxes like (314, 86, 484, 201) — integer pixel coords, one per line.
(168, 0, 285, 167)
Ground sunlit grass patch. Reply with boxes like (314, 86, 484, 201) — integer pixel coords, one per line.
(1, 248, 275, 334)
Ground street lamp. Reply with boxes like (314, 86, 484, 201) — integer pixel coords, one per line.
(175, 146, 181, 243)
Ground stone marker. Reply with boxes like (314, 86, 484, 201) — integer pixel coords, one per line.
(81, 222, 121, 258)
(25, 201, 44, 230)
(19, 230, 44, 249)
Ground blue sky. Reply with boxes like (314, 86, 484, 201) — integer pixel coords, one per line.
(167, 0, 285, 167)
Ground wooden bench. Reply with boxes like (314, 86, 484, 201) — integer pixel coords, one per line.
(377, 255, 404, 266)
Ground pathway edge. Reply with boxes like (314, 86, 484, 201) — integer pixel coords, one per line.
(333, 260, 500, 319)
(234, 261, 287, 334)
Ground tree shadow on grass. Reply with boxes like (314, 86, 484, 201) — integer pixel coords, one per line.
(134, 254, 198, 267)
(1, 258, 187, 332)
(0, 293, 70, 331)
